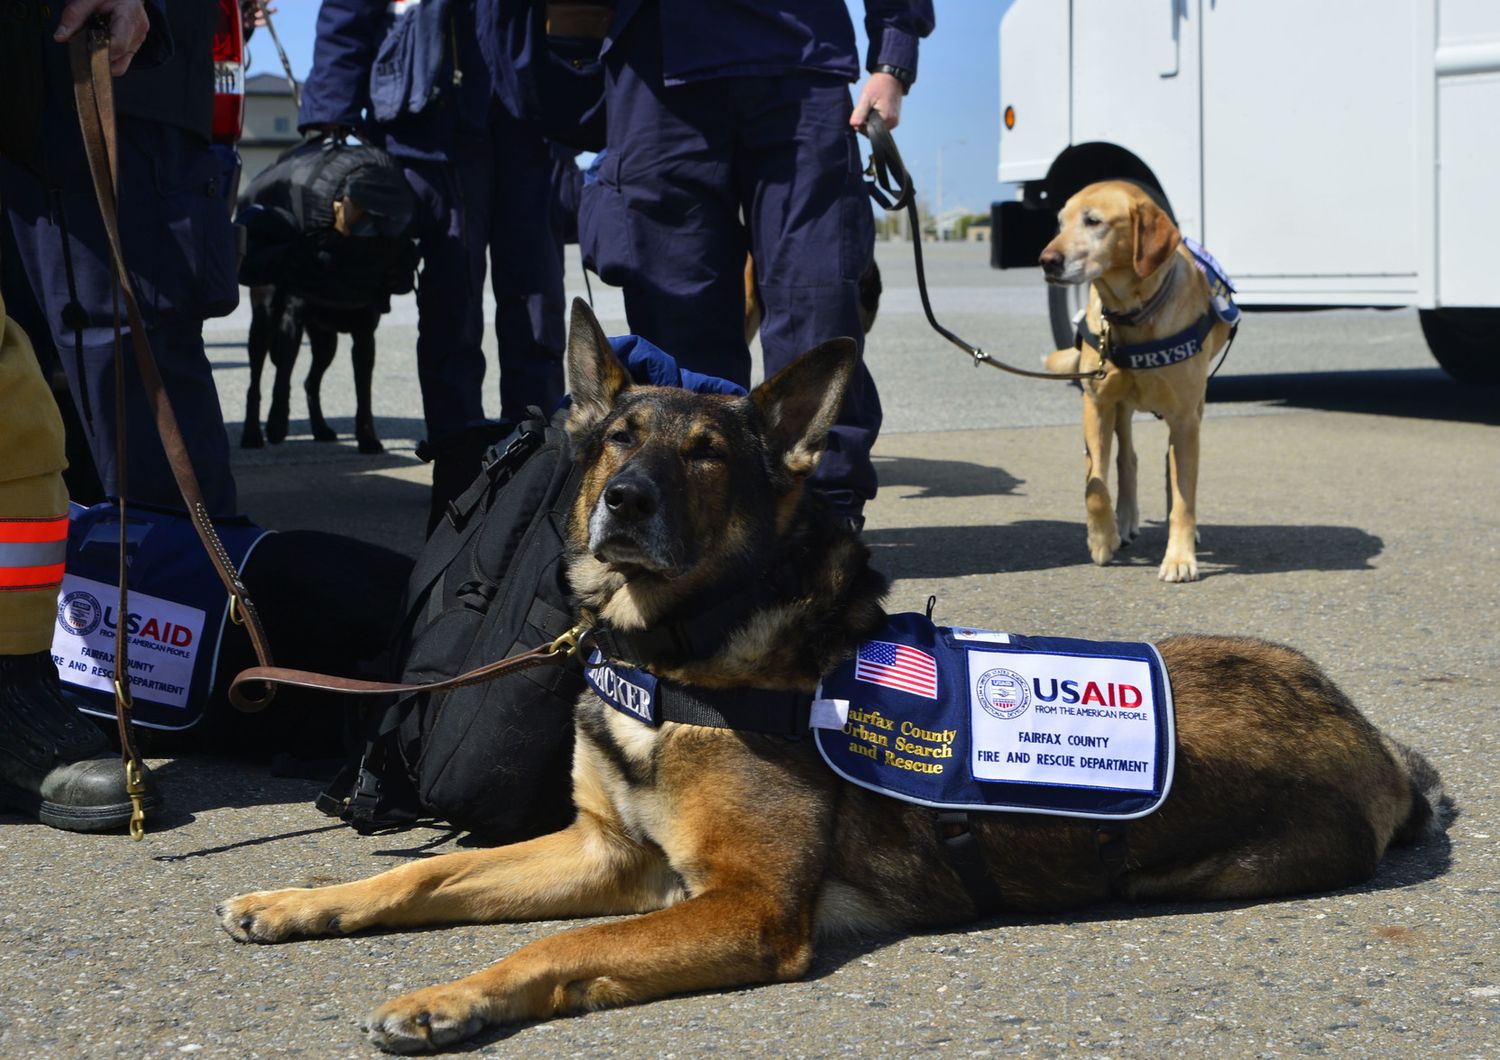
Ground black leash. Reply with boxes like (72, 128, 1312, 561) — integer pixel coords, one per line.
(250, 0, 302, 110)
(861, 112, 1100, 383)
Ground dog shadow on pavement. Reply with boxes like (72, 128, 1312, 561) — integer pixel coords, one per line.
(866, 521, 1383, 581)
(871, 455, 1024, 500)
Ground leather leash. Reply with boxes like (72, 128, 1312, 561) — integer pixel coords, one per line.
(69, 26, 280, 833)
(861, 111, 1102, 383)
(229, 621, 590, 705)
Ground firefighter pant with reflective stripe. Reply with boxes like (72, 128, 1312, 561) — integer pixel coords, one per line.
(0, 275, 69, 655)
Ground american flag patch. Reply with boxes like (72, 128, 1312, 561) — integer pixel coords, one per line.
(854, 640, 938, 699)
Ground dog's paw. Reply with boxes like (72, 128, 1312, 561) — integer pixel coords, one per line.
(216, 889, 349, 944)
(265, 406, 290, 445)
(367, 985, 489, 1054)
(311, 423, 339, 443)
(1116, 509, 1140, 546)
(1158, 553, 1199, 583)
(357, 433, 386, 455)
(1088, 526, 1121, 567)
(240, 425, 264, 449)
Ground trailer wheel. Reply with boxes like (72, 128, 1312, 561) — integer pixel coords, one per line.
(1418, 309, 1500, 385)
(1047, 284, 1089, 350)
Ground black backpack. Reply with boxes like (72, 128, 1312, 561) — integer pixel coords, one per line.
(236, 137, 418, 310)
(318, 409, 586, 840)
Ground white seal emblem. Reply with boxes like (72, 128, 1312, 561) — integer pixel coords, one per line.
(57, 590, 102, 637)
(976, 666, 1030, 720)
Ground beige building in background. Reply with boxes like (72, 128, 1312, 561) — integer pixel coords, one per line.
(239, 72, 301, 187)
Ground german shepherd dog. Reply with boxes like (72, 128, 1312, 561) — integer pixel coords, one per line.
(241, 284, 385, 455)
(219, 300, 1446, 1053)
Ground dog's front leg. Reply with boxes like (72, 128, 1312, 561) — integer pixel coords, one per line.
(265, 321, 302, 446)
(304, 324, 339, 443)
(217, 812, 679, 944)
(350, 324, 384, 454)
(1159, 408, 1202, 582)
(365, 886, 816, 1053)
(242, 293, 269, 448)
(1081, 391, 1121, 565)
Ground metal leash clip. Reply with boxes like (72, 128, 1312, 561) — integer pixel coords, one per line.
(125, 759, 147, 842)
(546, 620, 593, 660)
(114, 677, 146, 841)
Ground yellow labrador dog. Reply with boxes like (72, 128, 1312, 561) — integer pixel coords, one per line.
(1040, 181, 1233, 582)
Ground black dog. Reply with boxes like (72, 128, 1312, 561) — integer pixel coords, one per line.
(242, 284, 385, 455)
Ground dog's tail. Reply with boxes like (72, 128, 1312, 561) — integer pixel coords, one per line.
(1383, 735, 1453, 845)
(1043, 347, 1081, 376)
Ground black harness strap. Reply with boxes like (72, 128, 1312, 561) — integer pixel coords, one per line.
(935, 811, 1006, 915)
(651, 678, 812, 738)
(1095, 823, 1131, 882)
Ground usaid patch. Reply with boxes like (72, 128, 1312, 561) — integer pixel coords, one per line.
(585, 651, 660, 726)
(51, 573, 205, 710)
(969, 649, 1159, 793)
(814, 613, 1175, 820)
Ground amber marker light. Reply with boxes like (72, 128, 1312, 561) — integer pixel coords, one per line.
(1004, 105, 1016, 130)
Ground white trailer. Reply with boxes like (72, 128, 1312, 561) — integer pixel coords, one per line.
(991, 0, 1500, 383)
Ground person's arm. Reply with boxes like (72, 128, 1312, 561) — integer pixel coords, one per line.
(850, 0, 934, 132)
(54, 0, 163, 77)
(298, 0, 383, 134)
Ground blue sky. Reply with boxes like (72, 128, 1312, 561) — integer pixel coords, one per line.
(251, 1, 1010, 215)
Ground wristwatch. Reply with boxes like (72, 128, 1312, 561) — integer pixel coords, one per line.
(873, 63, 914, 93)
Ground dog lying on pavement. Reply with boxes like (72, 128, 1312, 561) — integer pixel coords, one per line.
(241, 284, 385, 455)
(219, 300, 1444, 1053)
(1040, 180, 1237, 582)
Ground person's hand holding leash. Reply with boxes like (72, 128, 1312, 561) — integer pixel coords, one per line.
(54, 0, 151, 76)
(851, 71, 905, 132)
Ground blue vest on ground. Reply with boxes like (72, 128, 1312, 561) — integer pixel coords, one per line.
(814, 613, 1175, 820)
(50, 503, 272, 732)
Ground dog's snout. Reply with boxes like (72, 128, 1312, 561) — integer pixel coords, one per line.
(604, 476, 658, 521)
(1039, 246, 1064, 274)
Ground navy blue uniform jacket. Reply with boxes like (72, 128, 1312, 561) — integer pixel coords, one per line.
(601, 0, 932, 85)
(300, 0, 934, 150)
(298, 0, 492, 160)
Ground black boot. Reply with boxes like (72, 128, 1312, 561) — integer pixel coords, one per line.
(0, 651, 159, 832)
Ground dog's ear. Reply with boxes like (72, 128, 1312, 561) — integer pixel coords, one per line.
(1132, 198, 1181, 279)
(751, 337, 857, 480)
(566, 297, 631, 434)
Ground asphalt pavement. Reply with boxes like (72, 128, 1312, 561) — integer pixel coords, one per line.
(2, 243, 1496, 1057)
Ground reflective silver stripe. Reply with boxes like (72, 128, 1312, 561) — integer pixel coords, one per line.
(0, 539, 67, 569)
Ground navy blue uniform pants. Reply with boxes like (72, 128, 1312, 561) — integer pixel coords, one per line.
(0, 120, 240, 518)
(583, 7, 881, 516)
(401, 114, 565, 443)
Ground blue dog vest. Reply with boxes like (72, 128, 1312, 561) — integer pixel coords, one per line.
(1075, 238, 1240, 370)
(51, 503, 272, 731)
(813, 613, 1175, 820)
(1184, 237, 1241, 328)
